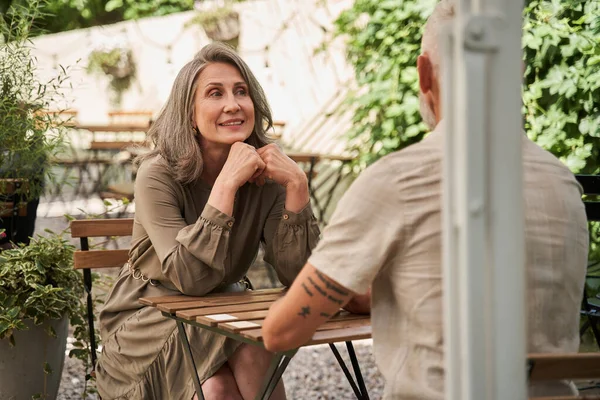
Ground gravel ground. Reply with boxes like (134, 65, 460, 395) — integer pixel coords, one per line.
(57, 341, 384, 400)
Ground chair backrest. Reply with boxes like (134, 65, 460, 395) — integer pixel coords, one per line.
(69, 218, 134, 372)
(576, 175, 600, 221)
(107, 110, 153, 127)
(527, 352, 600, 399)
(0, 179, 27, 219)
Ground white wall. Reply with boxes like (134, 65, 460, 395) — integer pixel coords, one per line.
(31, 0, 354, 152)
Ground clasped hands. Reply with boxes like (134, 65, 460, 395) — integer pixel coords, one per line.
(216, 142, 307, 190)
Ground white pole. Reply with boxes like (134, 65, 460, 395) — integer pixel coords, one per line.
(441, 0, 527, 398)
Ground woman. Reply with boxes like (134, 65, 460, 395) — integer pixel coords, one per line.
(97, 43, 320, 400)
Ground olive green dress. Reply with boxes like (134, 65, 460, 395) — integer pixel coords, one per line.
(96, 156, 320, 399)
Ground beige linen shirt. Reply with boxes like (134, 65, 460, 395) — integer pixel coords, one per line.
(309, 125, 588, 399)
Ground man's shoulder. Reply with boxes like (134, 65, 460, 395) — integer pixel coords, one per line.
(358, 130, 442, 188)
(523, 137, 580, 182)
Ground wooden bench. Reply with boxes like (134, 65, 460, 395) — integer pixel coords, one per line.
(528, 352, 600, 399)
(0, 179, 28, 244)
(575, 175, 600, 348)
(70, 218, 134, 371)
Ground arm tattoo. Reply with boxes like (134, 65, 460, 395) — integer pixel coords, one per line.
(301, 282, 313, 297)
(320, 312, 331, 318)
(298, 306, 311, 318)
(308, 276, 327, 296)
(308, 275, 345, 305)
(314, 269, 349, 296)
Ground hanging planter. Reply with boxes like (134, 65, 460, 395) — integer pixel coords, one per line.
(186, 5, 241, 50)
(87, 43, 136, 107)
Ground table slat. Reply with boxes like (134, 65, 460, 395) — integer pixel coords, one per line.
(240, 322, 372, 344)
(196, 310, 271, 326)
(219, 315, 370, 334)
(139, 288, 283, 307)
(176, 301, 273, 320)
(308, 325, 372, 345)
(158, 293, 283, 313)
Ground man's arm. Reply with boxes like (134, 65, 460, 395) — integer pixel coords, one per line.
(262, 263, 355, 352)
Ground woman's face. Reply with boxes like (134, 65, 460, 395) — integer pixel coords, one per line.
(193, 62, 255, 150)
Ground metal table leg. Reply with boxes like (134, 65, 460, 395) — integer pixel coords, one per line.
(255, 351, 296, 400)
(176, 321, 204, 400)
(346, 341, 369, 400)
(329, 343, 363, 399)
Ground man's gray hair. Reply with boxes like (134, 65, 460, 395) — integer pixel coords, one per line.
(137, 42, 273, 185)
(422, 0, 456, 72)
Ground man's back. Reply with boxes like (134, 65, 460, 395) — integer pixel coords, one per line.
(315, 125, 588, 399)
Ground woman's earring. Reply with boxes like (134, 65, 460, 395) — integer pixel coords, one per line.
(193, 126, 200, 136)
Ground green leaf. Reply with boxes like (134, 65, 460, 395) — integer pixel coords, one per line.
(105, 0, 124, 12)
(43, 361, 52, 375)
(7, 307, 20, 319)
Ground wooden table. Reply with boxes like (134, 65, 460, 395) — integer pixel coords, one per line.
(140, 288, 372, 400)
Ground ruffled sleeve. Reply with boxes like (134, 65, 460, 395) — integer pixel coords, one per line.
(262, 186, 321, 286)
(134, 159, 234, 296)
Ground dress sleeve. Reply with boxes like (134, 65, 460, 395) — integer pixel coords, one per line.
(134, 160, 233, 296)
(263, 186, 321, 287)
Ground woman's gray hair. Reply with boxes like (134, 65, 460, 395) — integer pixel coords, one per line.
(136, 42, 273, 185)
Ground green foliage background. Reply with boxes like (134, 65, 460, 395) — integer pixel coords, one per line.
(333, 0, 600, 174)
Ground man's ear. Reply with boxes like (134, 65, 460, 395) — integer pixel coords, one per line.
(417, 54, 433, 94)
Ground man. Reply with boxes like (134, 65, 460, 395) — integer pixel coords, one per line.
(262, 1, 589, 399)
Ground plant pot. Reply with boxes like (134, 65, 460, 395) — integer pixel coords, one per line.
(0, 315, 69, 400)
(0, 197, 39, 247)
(205, 11, 240, 46)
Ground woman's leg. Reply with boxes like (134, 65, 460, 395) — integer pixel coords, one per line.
(227, 343, 286, 400)
(194, 363, 244, 400)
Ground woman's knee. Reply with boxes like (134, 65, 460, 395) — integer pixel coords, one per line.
(231, 343, 274, 369)
(200, 365, 243, 400)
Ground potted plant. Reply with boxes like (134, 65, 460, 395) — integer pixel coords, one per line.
(87, 39, 136, 107)
(187, 0, 241, 49)
(0, 231, 86, 399)
(0, 0, 70, 248)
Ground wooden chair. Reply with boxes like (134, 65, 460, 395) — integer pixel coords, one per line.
(0, 179, 28, 244)
(575, 175, 600, 349)
(70, 218, 133, 372)
(528, 352, 600, 399)
(107, 110, 153, 126)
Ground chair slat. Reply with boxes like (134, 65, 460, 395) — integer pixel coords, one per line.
(529, 397, 600, 400)
(576, 175, 600, 195)
(70, 219, 134, 238)
(90, 141, 142, 151)
(528, 352, 600, 382)
(74, 249, 129, 269)
(0, 202, 27, 217)
(584, 202, 600, 221)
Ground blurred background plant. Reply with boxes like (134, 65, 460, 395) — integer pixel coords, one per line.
(0, 0, 72, 246)
(86, 39, 136, 107)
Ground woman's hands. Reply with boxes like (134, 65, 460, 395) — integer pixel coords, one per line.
(208, 142, 266, 216)
(254, 144, 310, 213)
(209, 143, 310, 216)
(215, 142, 266, 190)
